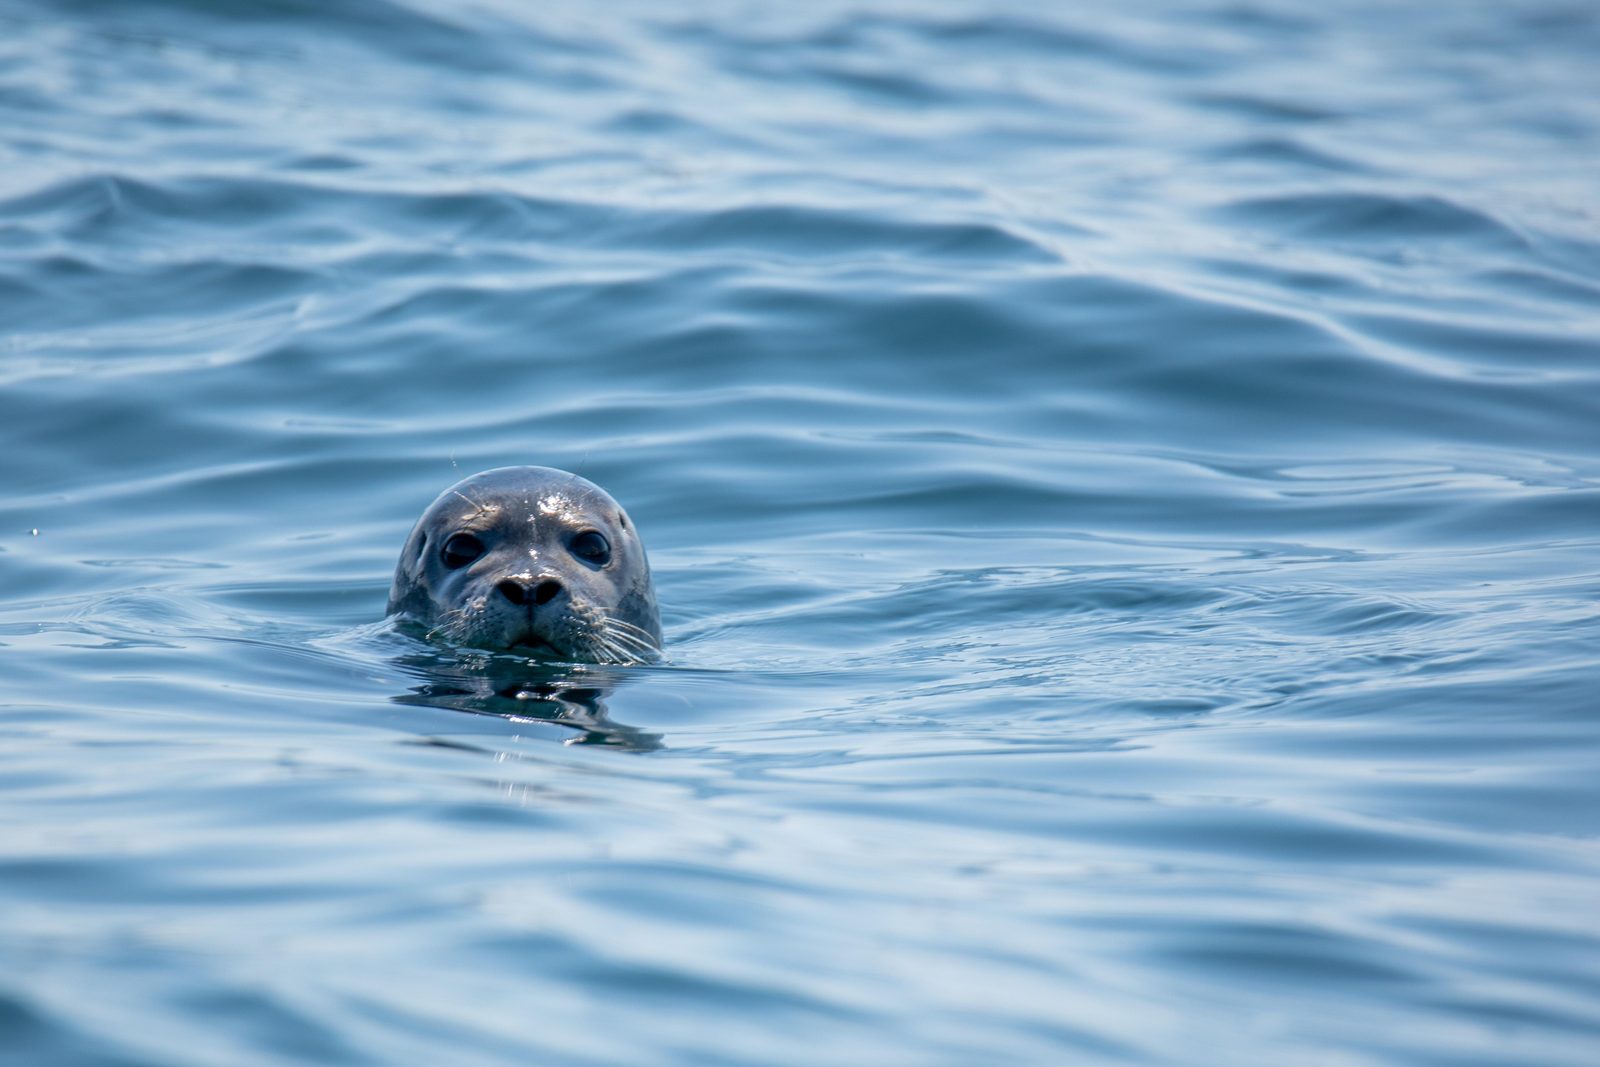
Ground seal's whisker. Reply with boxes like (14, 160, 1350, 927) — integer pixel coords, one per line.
(450, 488, 489, 515)
(595, 625, 656, 658)
(602, 616, 657, 643)
(587, 629, 650, 665)
(598, 621, 653, 647)
(610, 644, 654, 665)
(586, 627, 629, 654)
(594, 645, 631, 666)
(596, 611, 657, 642)
(433, 604, 480, 644)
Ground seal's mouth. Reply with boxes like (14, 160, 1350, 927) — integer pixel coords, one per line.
(509, 635, 561, 657)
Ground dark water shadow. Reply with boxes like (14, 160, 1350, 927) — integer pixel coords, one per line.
(387, 646, 663, 752)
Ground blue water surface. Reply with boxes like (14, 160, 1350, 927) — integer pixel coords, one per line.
(3, 1, 1600, 1064)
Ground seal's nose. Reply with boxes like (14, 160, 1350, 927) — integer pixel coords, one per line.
(497, 577, 563, 607)
(496, 578, 532, 606)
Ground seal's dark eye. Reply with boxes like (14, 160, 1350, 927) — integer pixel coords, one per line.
(569, 530, 610, 566)
(440, 532, 485, 570)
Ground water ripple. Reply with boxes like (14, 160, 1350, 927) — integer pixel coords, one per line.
(3, 2, 1600, 1066)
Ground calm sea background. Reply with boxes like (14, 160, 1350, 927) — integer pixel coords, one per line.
(3, 1, 1599, 1064)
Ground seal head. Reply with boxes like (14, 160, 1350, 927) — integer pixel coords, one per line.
(388, 467, 661, 663)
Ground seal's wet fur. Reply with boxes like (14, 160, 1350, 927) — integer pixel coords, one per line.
(389, 467, 661, 663)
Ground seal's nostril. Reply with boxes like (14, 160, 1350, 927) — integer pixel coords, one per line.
(497, 579, 531, 606)
(534, 579, 562, 605)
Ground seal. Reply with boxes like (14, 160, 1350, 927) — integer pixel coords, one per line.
(387, 466, 661, 664)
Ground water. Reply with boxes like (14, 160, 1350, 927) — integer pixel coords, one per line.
(3, 1, 1599, 1063)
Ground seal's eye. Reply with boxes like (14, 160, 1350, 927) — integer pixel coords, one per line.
(440, 532, 485, 570)
(569, 530, 610, 566)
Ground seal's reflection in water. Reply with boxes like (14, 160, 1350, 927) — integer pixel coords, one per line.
(390, 649, 662, 752)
